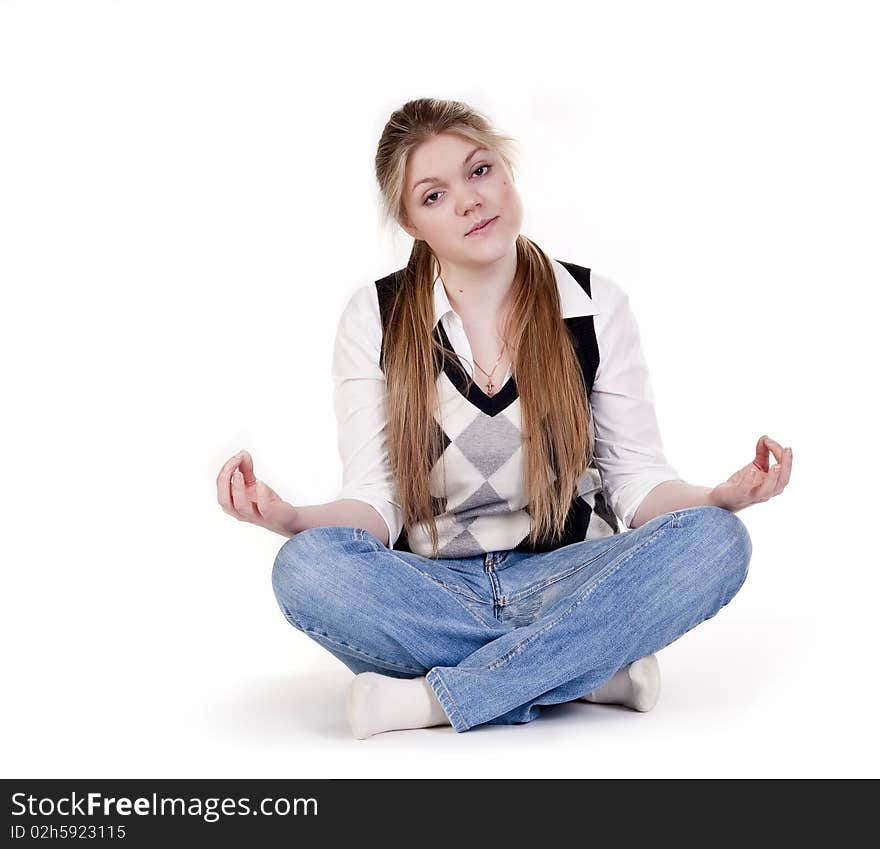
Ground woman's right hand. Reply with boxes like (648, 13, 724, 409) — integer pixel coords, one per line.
(216, 450, 300, 538)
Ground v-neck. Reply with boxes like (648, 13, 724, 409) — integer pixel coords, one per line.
(435, 320, 518, 416)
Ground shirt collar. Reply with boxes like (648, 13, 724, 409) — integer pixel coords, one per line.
(431, 257, 598, 328)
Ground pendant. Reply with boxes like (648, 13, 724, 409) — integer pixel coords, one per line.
(486, 382, 494, 396)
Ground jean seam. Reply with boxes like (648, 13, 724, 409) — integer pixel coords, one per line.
(426, 668, 468, 732)
(275, 599, 306, 632)
(298, 624, 426, 675)
(507, 536, 630, 604)
(372, 548, 500, 632)
(360, 529, 490, 606)
(670, 505, 721, 528)
(484, 516, 675, 672)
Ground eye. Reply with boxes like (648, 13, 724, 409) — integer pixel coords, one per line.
(423, 163, 492, 206)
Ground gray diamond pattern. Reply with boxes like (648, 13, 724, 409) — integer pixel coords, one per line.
(454, 412, 521, 478)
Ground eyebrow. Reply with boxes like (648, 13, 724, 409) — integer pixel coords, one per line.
(410, 147, 489, 194)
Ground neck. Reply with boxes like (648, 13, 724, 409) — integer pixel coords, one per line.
(435, 244, 518, 327)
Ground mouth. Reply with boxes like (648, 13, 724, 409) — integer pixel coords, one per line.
(465, 216, 499, 237)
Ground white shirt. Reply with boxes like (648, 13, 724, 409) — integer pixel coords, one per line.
(331, 258, 681, 551)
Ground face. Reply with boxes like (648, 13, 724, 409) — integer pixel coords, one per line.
(401, 132, 523, 272)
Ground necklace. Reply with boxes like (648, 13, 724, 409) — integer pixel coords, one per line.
(473, 341, 508, 397)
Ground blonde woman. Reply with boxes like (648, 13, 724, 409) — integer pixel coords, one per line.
(216, 98, 792, 738)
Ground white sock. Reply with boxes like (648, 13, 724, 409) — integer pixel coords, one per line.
(578, 654, 661, 712)
(345, 672, 451, 739)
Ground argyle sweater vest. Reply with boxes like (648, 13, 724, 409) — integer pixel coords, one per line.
(375, 260, 620, 558)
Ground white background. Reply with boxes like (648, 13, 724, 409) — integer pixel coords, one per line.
(2, 0, 876, 778)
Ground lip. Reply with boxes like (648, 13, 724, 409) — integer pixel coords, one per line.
(465, 216, 499, 237)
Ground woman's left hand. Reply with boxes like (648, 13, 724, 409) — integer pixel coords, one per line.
(710, 435, 793, 512)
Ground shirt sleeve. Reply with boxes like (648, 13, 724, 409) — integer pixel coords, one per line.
(331, 284, 405, 547)
(588, 273, 683, 530)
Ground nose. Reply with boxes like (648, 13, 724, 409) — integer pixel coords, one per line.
(460, 195, 482, 222)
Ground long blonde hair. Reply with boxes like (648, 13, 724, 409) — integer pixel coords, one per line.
(374, 98, 594, 559)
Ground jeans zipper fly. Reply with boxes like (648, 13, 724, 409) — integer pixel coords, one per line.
(485, 555, 506, 614)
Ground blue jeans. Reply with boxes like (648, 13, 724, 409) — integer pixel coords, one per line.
(271, 505, 751, 733)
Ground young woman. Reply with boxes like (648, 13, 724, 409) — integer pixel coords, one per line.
(216, 98, 793, 738)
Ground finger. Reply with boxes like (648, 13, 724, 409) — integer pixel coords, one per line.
(216, 450, 244, 485)
(755, 435, 770, 472)
(762, 436, 785, 467)
(254, 480, 269, 518)
(217, 451, 245, 510)
(759, 436, 791, 499)
(736, 461, 762, 486)
(229, 469, 245, 514)
(747, 470, 768, 500)
(763, 464, 784, 500)
(743, 466, 762, 490)
(238, 450, 258, 487)
(777, 446, 793, 492)
(772, 470, 785, 498)
(231, 469, 260, 519)
(755, 465, 783, 501)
